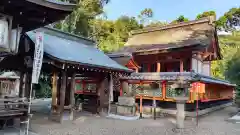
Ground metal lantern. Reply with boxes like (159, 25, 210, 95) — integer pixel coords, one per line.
(10, 26, 22, 53)
(0, 13, 21, 55)
(0, 17, 9, 50)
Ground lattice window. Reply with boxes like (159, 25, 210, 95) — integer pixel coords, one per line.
(75, 83, 83, 91)
(85, 83, 97, 93)
(166, 84, 190, 98)
(166, 84, 176, 98)
(132, 84, 141, 95)
(132, 83, 162, 97)
(112, 74, 120, 92)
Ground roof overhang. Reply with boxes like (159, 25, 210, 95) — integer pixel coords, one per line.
(120, 72, 236, 87)
(0, 0, 75, 31)
(26, 27, 133, 73)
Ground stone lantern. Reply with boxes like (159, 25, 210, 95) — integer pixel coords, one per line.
(171, 72, 201, 129)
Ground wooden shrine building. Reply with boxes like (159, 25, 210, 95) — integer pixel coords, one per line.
(0, 0, 75, 128)
(109, 16, 235, 114)
(25, 27, 130, 122)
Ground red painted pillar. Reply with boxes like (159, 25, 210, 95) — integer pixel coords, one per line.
(162, 81, 166, 100)
(148, 63, 151, 72)
(180, 59, 184, 72)
(119, 81, 123, 96)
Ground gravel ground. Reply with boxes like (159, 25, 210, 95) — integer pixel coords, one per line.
(29, 106, 240, 135)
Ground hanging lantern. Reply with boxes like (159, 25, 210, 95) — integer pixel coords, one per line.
(10, 26, 22, 53)
(0, 13, 22, 55)
(0, 17, 9, 51)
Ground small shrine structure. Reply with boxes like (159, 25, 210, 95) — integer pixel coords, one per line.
(27, 27, 131, 122)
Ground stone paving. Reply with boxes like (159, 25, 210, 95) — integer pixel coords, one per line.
(29, 106, 240, 135)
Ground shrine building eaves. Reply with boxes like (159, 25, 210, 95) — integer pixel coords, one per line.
(26, 27, 132, 73)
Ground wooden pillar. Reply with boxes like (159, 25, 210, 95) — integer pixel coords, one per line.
(157, 62, 161, 72)
(120, 81, 123, 96)
(135, 68, 139, 73)
(147, 63, 151, 72)
(98, 76, 108, 115)
(24, 72, 32, 98)
(162, 81, 166, 100)
(57, 74, 61, 106)
(70, 72, 76, 120)
(60, 70, 67, 122)
(180, 59, 184, 72)
(18, 71, 25, 98)
(51, 71, 58, 113)
(139, 81, 143, 118)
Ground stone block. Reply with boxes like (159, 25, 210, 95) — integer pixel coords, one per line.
(117, 105, 135, 116)
(118, 96, 135, 106)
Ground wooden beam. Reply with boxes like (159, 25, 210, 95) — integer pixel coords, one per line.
(140, 96, 143, 118)
(51, 71, 58, 112)
(139, 81, 143, 118)
(60, 70, 67, 122)
(70, 72, 76, 120)
(157, 62, 161, 72)
(135, 68, 139, 73)
(18, 71, 24, 98)
(148, 64, 151, 72)
(162, 81, 166, 100)
(180, 59, 184, 72)
(120, 81, 123, 96)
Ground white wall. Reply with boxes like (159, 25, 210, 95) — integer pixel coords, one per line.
(191, 58, 198, 73)
(191, 58, 203, 74)
(202, 61, 211, 76)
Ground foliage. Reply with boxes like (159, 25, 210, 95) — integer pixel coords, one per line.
(225, 50, 240, 84)
(171, 15, 189, 24)
(196, 11, 216, 19)
(145, 21, 168, 27)
(138, 8, 154, 25)
(216, 7, 240, 30)
(211, 31, 240, 79)
(90, 16, 141, 52)
(34, 73, 52, 98)
(224, 7, 240, 30)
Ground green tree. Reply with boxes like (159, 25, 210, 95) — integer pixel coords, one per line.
(216, 7, 240, 30)
(196, 11, 216, 19)
(225, 50, 240, 84)
(211, 31, 240, 79)
(138, 8, 154, 25)
(224, 7, 240, 29)
(171, 15, 189, 24)
(54, 0, 110, 37)
(145, 21, 168, 27)
(92, 16, 141, 52)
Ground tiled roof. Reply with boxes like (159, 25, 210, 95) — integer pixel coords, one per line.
(120, 72, 235, 86)
(27, 27, 132, 73)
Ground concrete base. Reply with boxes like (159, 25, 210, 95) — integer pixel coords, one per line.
(106, 114, 139, 120)
(160, 102, 232, 117)
(49, 110, 74, 123)
(116, 105, 136, 116)
(176, 101, 185, 129)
